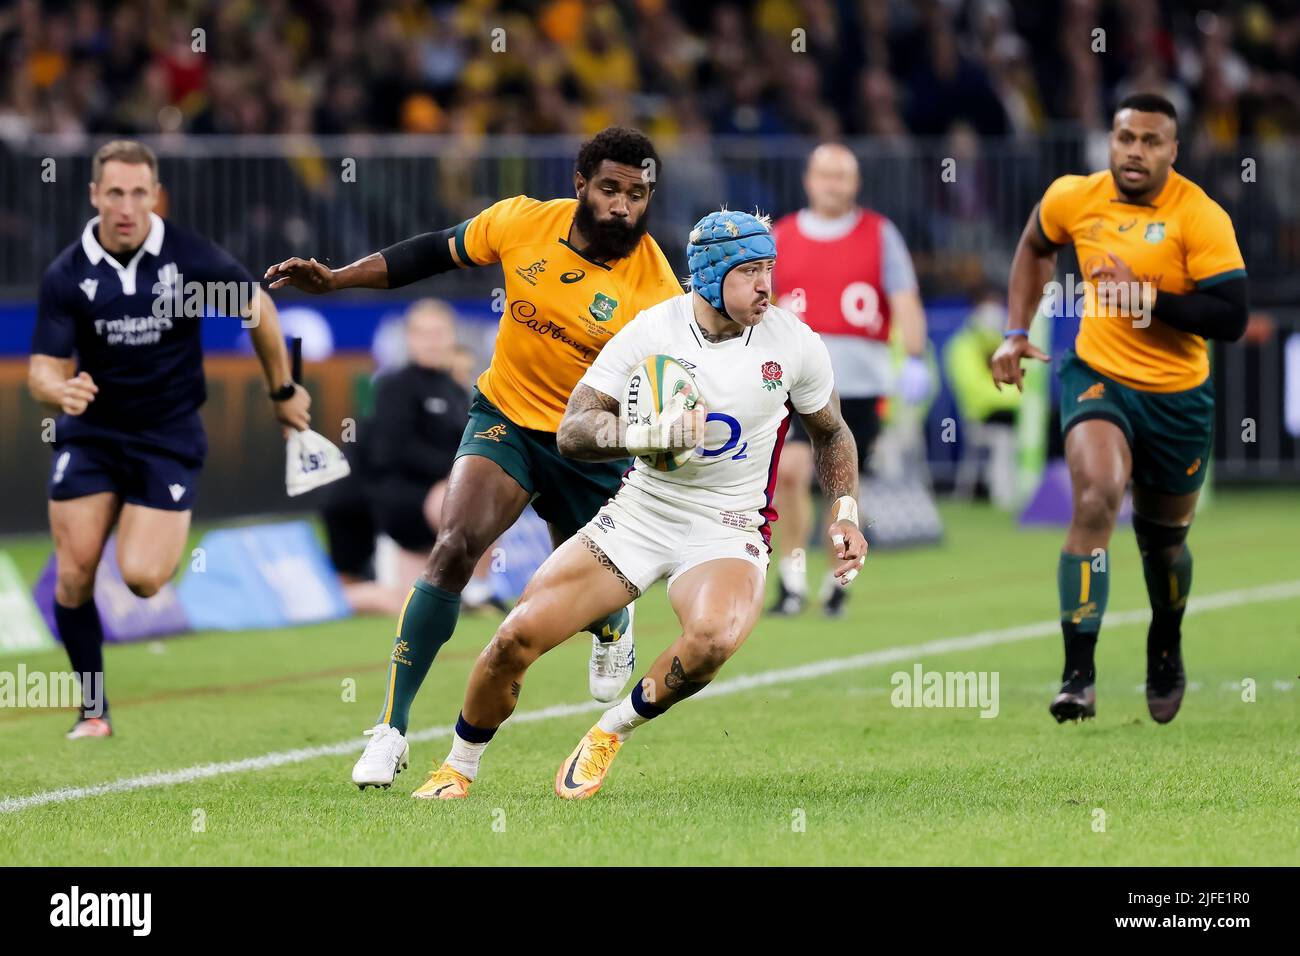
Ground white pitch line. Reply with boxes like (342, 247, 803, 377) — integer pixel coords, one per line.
(3, 579, 1298, 815)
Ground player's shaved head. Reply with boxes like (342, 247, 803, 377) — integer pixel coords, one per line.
(807, 143, 858, 175)
(1109, 94, 1179, 203)
(804, 143, 860, 218)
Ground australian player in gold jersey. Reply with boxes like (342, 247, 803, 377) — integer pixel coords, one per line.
(265, 128, 683, 789)
(992, 94, 1248, 725)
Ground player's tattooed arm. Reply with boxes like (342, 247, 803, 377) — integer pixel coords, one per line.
(800, 398, 859, 502)
(560, 382, 708, 462)
(802, 397, 869, 583)
(557, 384, 630, 461)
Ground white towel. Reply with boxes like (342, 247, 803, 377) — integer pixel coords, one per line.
(285, 428, 351, 497)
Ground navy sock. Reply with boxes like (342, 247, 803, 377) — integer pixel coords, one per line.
(630, 680, 665, 720)
(54, 599, 108, 719)
(454, 712, 497, 743)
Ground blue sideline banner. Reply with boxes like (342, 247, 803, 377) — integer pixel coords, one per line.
(177, 521, 350, 631)
(489, 506, 554, 603)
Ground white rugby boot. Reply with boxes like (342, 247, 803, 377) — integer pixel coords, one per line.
(351, 723, 409, 789)
(589, 602, 636, 703)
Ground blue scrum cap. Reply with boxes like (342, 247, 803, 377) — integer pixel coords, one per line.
(686, 209, 776, 317)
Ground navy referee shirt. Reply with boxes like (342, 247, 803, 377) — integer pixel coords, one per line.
(32, 213, 255, 458)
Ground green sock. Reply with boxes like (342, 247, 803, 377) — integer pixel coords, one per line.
(378, 580, 460, 734)
(1058, 551, 1109, 683)
(588, 606, 630, 644)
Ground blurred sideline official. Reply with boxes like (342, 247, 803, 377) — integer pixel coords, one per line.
(769, 142, 931, 617)
(324, 300, 501, 616)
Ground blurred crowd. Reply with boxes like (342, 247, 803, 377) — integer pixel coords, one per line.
(3, 0, 1300, 301)
(3, 0, 1300, 145)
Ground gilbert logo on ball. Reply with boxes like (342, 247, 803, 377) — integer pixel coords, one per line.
(622, 353, 702, 472)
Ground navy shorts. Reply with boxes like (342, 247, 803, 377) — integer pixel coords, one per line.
(48, 439, 202, 511)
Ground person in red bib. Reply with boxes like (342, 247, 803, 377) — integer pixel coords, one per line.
(769, 143, 930, 616)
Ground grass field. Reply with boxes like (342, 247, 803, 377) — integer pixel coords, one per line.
(1, 492, 1297, 866)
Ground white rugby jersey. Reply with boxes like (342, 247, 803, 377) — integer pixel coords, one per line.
(579, 292, 834, 543)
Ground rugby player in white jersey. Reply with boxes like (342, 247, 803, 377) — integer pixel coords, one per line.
(410, 210, 868, 800)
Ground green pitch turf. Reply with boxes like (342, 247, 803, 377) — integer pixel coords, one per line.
(1, 492, 1296, 866)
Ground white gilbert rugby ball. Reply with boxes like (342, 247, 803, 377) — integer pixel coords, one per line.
(621, 354, 702, 471)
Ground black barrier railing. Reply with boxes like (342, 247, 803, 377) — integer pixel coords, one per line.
(1, 132, 1297, 304)
(1213, 310, 1300, 483)
(0, 132, 1295, 522)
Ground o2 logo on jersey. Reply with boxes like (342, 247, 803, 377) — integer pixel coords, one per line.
(699, 412, 747, 461)
(841, 281, 882, 333)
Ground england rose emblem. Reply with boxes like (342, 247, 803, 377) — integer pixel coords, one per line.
(761, 361, 783, 390)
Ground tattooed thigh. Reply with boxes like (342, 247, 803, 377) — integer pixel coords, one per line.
(578, 533, 641, 598)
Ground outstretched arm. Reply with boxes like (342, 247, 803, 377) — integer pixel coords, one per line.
(263, 224, 470, 293)
(799, 397, 868, 584)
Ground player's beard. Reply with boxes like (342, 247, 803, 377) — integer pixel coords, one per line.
(574, 192, 649, 262)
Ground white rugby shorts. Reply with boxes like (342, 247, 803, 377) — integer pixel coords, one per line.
(579, 482, 769, 594)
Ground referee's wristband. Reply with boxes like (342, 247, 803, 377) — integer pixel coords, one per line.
(268, 381, 296, 401)
(1003, 328, 1030, 338)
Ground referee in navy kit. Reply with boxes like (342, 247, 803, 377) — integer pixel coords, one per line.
(27, 140, 311, 739)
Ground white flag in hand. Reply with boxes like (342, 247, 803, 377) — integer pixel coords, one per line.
(286, 428, 350, 497)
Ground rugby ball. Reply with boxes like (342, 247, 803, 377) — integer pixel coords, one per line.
(621, 354, 703, 471)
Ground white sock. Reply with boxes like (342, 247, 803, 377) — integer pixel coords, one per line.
(597, 693, 654, 738)
(779, 556, 806, 596)
(445, 731, 489, 780)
